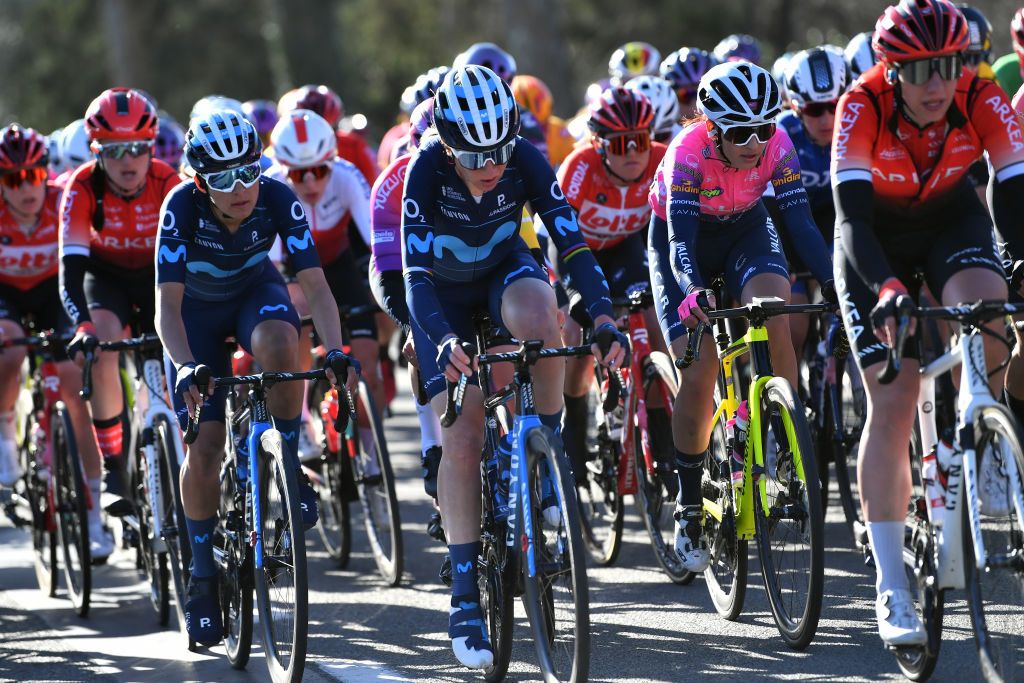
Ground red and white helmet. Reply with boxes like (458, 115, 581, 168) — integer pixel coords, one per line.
(270, 109, 337, 168)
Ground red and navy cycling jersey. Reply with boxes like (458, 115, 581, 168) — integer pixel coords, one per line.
(401, 135, 613, 345)
(156, 178, 320, 302)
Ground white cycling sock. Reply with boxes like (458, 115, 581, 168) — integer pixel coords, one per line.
(416, 401, 442, 455)
(866, 520, 908, 595)
(87, 477, 103, 528)
(0, 411, 14, 440)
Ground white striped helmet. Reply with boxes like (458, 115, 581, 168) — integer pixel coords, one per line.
(184, 109, 262, 173)
(270, 109, 337, 168)
(433, 65, 520, 153)
(697, 61, 781, 128)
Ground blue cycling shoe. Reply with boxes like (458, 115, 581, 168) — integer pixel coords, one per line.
(185, 574, 223, 645)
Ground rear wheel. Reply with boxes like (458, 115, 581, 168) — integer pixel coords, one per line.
(21, 414, 57, 597)
(754, 378, 824, 650)
(155, 416, 191, 640)
(52, 403, 90, 617)
(577, 363, 624, 566)
(481, 535, 515, 683)
(135, 434, 170, 626)
(634, 352, 691, 584)
(218, 434, 253, 667)
(963, 405, 1024, 683)
(316, 448, 352, 567)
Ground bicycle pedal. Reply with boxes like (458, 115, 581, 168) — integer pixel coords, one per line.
(439, 554, 452, 587)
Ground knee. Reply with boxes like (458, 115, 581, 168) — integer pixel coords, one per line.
(507, 302, 558, 341)
(252, 326, 298, 370)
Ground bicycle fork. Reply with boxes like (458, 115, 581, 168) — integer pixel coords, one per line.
(507, 415, 543, 578)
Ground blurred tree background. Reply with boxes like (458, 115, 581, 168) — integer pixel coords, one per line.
(1, 0, 1021, 140)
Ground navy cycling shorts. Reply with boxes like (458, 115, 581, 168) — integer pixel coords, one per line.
(412, 245, 549, 400)
(648, 201, 791, 345)
(166, 264, 300, 431)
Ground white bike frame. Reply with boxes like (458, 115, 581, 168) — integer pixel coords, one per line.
(915, 327, 1024, 590)
(123, 353, 187, 553)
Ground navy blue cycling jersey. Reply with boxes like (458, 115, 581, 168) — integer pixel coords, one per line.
(156, 178, 321, 301)
(777, 111, 832, 216)
(402, 135, 613, 346)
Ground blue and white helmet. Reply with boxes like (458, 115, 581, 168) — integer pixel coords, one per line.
(185, 109, 262, 174)
(189, 95, 245, 126)
(784, 46, 850, 109)
(433, 65, 520, 153)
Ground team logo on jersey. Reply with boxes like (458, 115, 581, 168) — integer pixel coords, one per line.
(158, 245, 186, 264)
(550, 181, 565, 201)
(286, 230, 314, 253)
(700, 187, 723, 198)
(409, 220, 517, 264)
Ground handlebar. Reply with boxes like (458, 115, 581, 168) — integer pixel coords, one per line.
(79, 333, 162, 400)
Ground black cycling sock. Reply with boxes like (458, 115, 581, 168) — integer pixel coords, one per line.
(562, 394, 590, 482)
(1004, 388, 1024, 427)
(674, 449, 705, 507)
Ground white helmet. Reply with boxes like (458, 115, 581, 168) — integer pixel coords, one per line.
(189, 95, 245, 125)
(845, 32, 876, 81)
(433, 65, 520, 152)
(60, 119, 92, 172)
(697, 61, 781, 128)
(270, 109, 338, 168)
(47, 127, 64, 173)
(784, 46, 850, 109)
(624, 76, 679, 138)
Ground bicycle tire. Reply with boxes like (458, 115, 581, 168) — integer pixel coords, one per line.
(254, 429, 308, 683)
(20, 415, 57, 597)
(520, 427, 589, 683)
(52, 402, 90, 617)
(963, 404, 1024, 683)
(633, 352, 692, 584)
(218, 447, 253, 668)
(154, 415, 192, 640)
(352, 379, 403, 586)
(317, 449, 352, 567)
(703, 386, 748, 621)
(753, 377, 825, 650)
(134, 433, 170, 626)
(481, 533, 516, 682)
(577, 363, 624, 567)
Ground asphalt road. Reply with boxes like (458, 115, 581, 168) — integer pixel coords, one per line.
(0, 371, 1008, 683)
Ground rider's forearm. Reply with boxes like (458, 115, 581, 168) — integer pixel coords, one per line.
(991, 174, 1024, 261)
(59, 254, 92, 327)
(834, 179, 895, 293)
(297, 267, 345, 352)
(154, 284, 195, 369)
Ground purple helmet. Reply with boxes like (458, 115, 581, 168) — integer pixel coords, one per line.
(660, 48, 720, 91)
(453, 42, 517, 83)
(242, 99, 279, 138)
(714, 34, 762, 64)
(154, 113, 185, 168)
(409, 97, 434, 148)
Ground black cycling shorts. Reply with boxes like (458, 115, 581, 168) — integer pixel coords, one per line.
(553, 231, 649, 302)
(322, 250, 377, 341)
(84, 266, 156, 333)
(0, 277, 72, 359)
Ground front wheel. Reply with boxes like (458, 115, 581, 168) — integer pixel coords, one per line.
(254, 430, 308, 683)
(155, 416, 192, 641)
(753, 378, 825, 650)
(521, 427, 589, 683)
(963, 405, 1024, 683)
(217, 450, 253, 668)
(51, 402, 90, 617)
(577, 364, 624, 567)
(134, 436, 169, 626)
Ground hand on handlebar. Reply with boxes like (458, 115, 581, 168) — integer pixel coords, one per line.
(66, 321, 99, 367)
(592, 317, 629, 370)
(175, 362, 214, 420)
(437, 336, 475, 382)
(325, 348, 360, 392)
(677, 289, 714, 329)
(869, 278, 916, 348)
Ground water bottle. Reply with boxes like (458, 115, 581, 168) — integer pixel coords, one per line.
(921, 445, 946, 527)
(320, 390, 342, 454)
(492, 434, 512, 523)
(729, 401, 749, 489)
(603, 378, 624, 441)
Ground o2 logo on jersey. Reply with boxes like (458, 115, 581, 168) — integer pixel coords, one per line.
(290, 201, 305, 222)
(161, 211, 177, 234)
(404, 198, 420, 219)
(550, 181, 565, 201)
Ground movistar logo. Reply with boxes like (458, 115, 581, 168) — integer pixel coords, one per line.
(259, 304, 289, 315)
(193, 534, 210, 544)
(286, 230, 314, 254)
(456, 561, 473, 573)
(158, 245, 186, 263)
(408, 221, 517, 263)
(552, 215, 578, 237)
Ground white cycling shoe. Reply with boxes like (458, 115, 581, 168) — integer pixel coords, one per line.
(297, 423, 322, 464)
(89, 521, 115, 563)
(0, 438, 23, 487)
(978, 442, 1013, 517)
(674, 505, 711, 572)
(876, 589, 927, 647)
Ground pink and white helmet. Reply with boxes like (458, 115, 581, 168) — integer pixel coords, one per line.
(269, 109, 337, 168)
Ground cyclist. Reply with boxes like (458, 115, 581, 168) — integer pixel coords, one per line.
(992, 8, 1024, 95)
(59, 87, 180, 516)
(624, 75, 681, 143)
(714, 33, 762, 65)
(833, 0, 1024, 647)
(156, 109, 357, 645)
(609, 41, 662, 86)
(381, 66, 449, 168)
(265, 109, 382, 460)
(46, 127, 63, 177)
(959, 4, 995, 79)
(278, 84, 378, 186)
(511, 74, 578, 168)
(53, 119, 91, 186)
(777, 46, 850, 355)
(846, 31, 878, 81)
(555, 87, 667, 482)
(648, 60, 834, 572)
(404, 65, 625, 669)
(154, 113, 186, 171)
(660, 48, 720, 116)
(242, 98, 279, 147)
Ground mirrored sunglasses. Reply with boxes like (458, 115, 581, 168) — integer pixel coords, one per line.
(0, 166, 47, 189)
(599, 130, 652, 155)
(721, 122, 776, 146)
(201, 160, 263, 192)
(897, 54, 963, 85)
(286, 164, 331, 184)
(94, 141, 154, 160)
(450, 139, 517, 170)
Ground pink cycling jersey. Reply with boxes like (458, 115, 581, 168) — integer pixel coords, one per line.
(369, 154, 410, 274)
(649, 122, 799, 221)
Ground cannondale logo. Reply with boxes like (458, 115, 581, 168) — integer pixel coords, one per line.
(404, 198, 420, 219)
